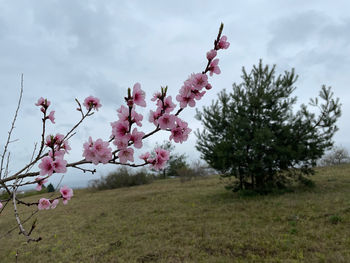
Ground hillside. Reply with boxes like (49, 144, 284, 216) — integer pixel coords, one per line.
(1, 165, 350, 262)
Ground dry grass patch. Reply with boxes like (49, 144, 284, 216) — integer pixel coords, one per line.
(1, 165, 350, 262)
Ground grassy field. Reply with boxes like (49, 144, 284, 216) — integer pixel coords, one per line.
(1, 165, 350, 262)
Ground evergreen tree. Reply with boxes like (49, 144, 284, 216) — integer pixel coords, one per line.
(47, 183, 55, 193)
(196, 60, 341, 192)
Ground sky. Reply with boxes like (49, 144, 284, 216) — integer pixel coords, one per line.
(0, 0, 349, 188)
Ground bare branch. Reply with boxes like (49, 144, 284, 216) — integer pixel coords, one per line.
(0, 74, 24, 179)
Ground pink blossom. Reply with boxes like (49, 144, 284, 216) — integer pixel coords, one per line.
(35, 177, 48, 191)
(176, 85, 196, 108)
(117, 105, 130, 122)
(208, 58, 221, 76)
(83, 96, 102, 111)
(206, 49, 217, 60)
(46, 133, 65, 147)
(116, 106, 143, 127)
(60, 186, 73, 205)
(149, 109, 161, 126)
(169, 117, 192, 144)
(192, 90, 206, 100)
(39, 156, 54, 176)
(38, 198, 51, 210)
(150, 148, 170, 170)
(151, 92, 162, 102)
(111, 121, 131, 142)
(50, 199, 59, 209)
(139, 152, 150, 162)
(130, 128, 145, 149)
(157, 96, 176, 113)
(192, 73, 208, 89)
(54, 134, 64, 144)
(53, 158, 67, 174)
(217, 35, 230, 49)
(118, 147, 134, 164)
(35, 97, 51, 108)
(93, 139, 112, 164)
(132, 83, 146, 107)
(61, 140, 71, 153)
(132, 110, 143, 127)
(205, 83, 212, 90)
(155, 147, 170, 161)
(47, 111, 55, 124)
(83, 137, 112, 165)
(113, 138, 129, 150)
(49, 149, 65, 159)
(0, 202, 3, 209)
(158, 114, 176, 130)
(45, 135, 54, 147)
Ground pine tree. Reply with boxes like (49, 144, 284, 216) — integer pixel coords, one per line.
(47, 183, 55, 193)
(195, 60, 341, 192)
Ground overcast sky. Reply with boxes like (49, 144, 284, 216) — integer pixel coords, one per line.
(1, 0, 349, 188)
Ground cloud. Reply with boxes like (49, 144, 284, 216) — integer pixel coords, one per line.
(268, 11, 350, 72)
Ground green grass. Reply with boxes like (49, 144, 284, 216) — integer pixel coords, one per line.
(1, 165, 350, 262)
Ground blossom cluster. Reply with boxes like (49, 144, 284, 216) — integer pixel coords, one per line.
(37, 185, 73, 210)
(139, 147, 170, 170)
(83, 137, 112, 165)
(34, 99, 71, 192)
(110, 83, 146, 163)
(28, 28, 229, 213)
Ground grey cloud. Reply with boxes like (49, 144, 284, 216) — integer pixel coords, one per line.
(268, 11, 350, 73)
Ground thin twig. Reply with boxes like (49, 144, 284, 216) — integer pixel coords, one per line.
(0, 74, 23, 179)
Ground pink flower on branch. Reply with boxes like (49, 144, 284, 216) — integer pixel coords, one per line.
(49, 149, 65, 159)
(130, 128, 145, 149)
(139, 152, 150, 162)
(111, 121, 131, 141)
(83, 96, 102, 111)
(150, 147, 170, 170)
(156, 96, 176, 114)
(83, 137, 112, 165)
(208, 58, 221, 76)
(60, 186, 73, 205)
(191, 73, 208, 90)
(39, 155, 67, 176)
(176, 85, 196, 108)
(151, 92, 162, 102)
(118, 147, 134, 164)
(47, 111, 55, 124)
(217, 35, 230, 50)
(158, 114, 176, 130)
(132, 83, 146, 107)
(50, 199, 59, 209)
(35, 177, 48, 191)
(39, 157, 54, 176)
(38, 198, 51, 210)
(35, 97, 51, 108)
(53, 158, 67, 174)
(169, 117, 192, 144)
(206, 49, 217, 60)
(149, 109, 161, 126)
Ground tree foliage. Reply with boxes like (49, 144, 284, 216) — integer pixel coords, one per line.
(196, 60, 341, 192)
(320, 145, 350, 166)
(47, 183, 55, 193)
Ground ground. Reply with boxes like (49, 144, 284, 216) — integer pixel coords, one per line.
(1, 165, 350, 262)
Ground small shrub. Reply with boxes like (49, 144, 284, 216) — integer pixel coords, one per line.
(177, 160, 211, 183)
(47, 183, 55, 192)
(89, 167, 154, 190)
(329, 214, 342, 224)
